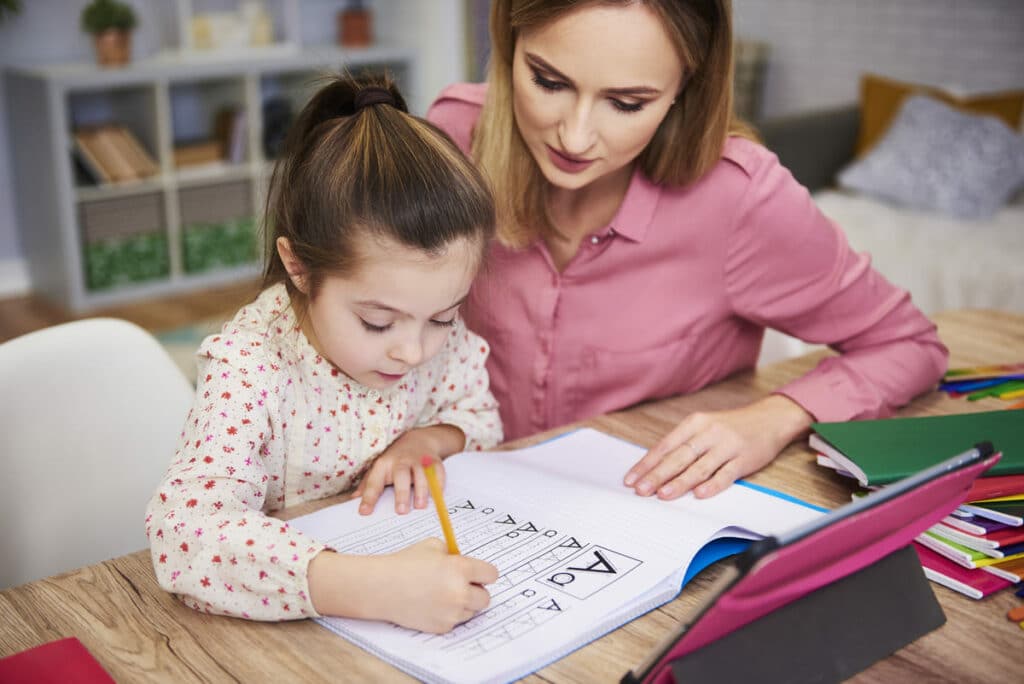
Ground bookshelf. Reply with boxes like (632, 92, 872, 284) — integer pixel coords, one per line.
(5, 44, 416, 311)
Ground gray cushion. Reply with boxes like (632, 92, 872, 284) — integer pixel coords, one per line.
(838, 94, 1024, 219)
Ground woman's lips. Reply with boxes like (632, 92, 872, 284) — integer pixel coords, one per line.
(546, 145, 595, 174)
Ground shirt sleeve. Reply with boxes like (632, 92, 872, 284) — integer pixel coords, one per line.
(417, 322, 504, 451)
(722, 150, 948, 422)
(144, 340, 326, 621)
(425, 86, 479, 156)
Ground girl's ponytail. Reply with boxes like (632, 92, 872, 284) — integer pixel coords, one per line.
(262, 73, 494, 313)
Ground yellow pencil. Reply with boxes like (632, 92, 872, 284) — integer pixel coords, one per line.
(421, 455, 460, 555)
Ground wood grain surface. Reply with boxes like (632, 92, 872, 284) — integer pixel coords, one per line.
(2, 309, 1022, 682)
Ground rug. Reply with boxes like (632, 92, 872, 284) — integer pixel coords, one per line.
(156, 317, 228, 385)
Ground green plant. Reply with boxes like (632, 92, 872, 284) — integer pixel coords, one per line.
(80, 0, 137, 35)
(0, 0, 22, 25)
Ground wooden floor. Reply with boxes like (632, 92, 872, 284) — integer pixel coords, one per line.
(0, 280, 260, 344)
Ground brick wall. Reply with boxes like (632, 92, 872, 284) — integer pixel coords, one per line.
(734, 0, 1024, 118)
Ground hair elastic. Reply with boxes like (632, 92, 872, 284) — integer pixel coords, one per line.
(353, 87, 396, 111)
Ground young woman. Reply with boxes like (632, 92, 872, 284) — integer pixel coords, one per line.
(428, 0, 946, 500)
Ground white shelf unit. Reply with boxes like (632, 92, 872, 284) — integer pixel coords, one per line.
(5, 45, 414, 312)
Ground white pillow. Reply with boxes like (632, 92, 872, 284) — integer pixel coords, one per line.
(838, 95, 1024, 220)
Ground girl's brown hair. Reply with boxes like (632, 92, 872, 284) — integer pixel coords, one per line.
(262, 73, 495, 312)
(474, 0, 754, 246)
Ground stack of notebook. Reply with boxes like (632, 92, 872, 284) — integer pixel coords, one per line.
(811, 409, 1024, 599)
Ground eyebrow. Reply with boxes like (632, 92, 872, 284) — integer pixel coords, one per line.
(356, 293, 470, 317)
(525, 52, 663, 97)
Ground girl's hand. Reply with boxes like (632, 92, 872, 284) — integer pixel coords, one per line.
(354, 424, 465, 515)
(308, 540, 498, 633)
(623, 395, 814, 500)
(375, 539, 497, 633)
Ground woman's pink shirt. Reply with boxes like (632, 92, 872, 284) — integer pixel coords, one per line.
(428, 83, 948, 441)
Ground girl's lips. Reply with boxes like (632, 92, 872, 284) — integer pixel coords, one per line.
(546, 145, 595, 174)
(377, 372, 405, 382)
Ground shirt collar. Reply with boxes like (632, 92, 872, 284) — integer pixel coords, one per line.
(607, 165, 660, 243)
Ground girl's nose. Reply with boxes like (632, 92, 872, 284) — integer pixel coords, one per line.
(390, 335, 424, 368)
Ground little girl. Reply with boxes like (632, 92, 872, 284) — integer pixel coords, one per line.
(145, 74, 502, 633)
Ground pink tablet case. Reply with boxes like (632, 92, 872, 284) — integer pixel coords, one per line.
(643, 451, 1000, 684)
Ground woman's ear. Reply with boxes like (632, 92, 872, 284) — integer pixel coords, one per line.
(276, 237, 308, 293)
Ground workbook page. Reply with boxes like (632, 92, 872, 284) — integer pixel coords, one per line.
(290, 429, 820, 684)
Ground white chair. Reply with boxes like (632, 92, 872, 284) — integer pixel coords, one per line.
(0, 318, 194, 590)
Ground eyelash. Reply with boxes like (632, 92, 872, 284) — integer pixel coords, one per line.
(530, 69, 647, 114)
(359, 318, 457, 334)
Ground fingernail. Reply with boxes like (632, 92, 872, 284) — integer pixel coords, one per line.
(624, 473, 637, 486)
(397, 503, 407, 514)
(658, 485, 674, 498)
(636, 481, 652, 495)
(695, 485, 710, 498)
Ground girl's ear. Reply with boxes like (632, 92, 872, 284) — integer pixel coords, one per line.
(276, 237, 308, 293)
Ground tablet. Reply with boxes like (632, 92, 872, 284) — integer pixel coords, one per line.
(623, 441, 998, 684)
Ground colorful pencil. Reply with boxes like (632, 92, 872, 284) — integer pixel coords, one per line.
(421, 455, 460, 555)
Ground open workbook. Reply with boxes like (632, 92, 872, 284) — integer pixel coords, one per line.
(289, 428, 822, 684)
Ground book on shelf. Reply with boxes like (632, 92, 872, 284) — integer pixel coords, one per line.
(108, 126, 159, 177)
(214, 106, 247, 164)
(289, 428, 822, 684)
(72, 125, 158, 183)
(810, 409, 1024, 487)
(72, 132, 112, 184)
(173, 139, 224, 168)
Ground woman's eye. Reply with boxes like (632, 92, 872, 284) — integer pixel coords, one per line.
(612, 99, 645, 113)
(531, 70, 565, 92)
(430, 318, 457, 328)
(360, 319, 392, 333)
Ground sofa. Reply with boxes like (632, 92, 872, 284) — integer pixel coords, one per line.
(754, 100, 1024, 364)
(760, 88, 1024, 316)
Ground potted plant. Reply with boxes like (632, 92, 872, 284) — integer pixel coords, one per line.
(80, 0, 137, 67)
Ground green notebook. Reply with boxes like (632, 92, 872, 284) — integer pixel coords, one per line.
(810, 409, 1023, 487)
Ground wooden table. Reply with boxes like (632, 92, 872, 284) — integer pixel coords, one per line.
(2, 309, 1022, 682)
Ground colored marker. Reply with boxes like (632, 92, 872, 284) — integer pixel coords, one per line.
(421, 455, 460, 555)
(966, 380, 1024, 401)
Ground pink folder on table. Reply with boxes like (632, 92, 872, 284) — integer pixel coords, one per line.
(623, 442, 1000, 684)
(0, 637, 114, 684)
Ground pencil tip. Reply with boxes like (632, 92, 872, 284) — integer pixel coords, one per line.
(421, 455, 434, 467)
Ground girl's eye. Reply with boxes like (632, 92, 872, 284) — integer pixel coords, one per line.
(612, 99, 645, 113)
(531, 70, 565, 92)
(430, 318, 457, 328)
(360, 319, 392, 333)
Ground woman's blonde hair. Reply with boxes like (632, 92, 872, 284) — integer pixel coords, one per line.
(262, 73, 495, 316)
(473, 0, 754, 246)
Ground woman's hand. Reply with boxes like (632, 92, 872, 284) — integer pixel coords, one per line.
(624, 395, 814, 499)
(308, 540, 498, 633)
(354, 424, 465, 515)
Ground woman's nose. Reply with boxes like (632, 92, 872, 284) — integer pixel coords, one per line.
(558, 99, 596, 156)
